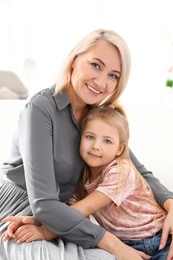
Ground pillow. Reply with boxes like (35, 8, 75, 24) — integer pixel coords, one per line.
(0, 71, 28, 99)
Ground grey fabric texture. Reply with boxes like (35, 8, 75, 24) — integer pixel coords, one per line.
(0, 180, 116, 260)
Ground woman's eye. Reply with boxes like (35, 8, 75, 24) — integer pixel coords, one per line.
(104, 139, 111, 144)
(109, 74, 118, 80)
(91, 63, 100, 70)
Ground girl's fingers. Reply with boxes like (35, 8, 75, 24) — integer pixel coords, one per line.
(2, 231, 10, 241)
(7, 222, 16, 237)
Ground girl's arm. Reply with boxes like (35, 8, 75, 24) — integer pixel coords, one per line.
(2, 191, 111, 244)
(2, 217, 150, 259)
(70, 190, 112, 217)
(1, 191, 110, 244)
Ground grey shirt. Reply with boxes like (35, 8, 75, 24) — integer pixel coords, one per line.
(2, 86, 173, 248)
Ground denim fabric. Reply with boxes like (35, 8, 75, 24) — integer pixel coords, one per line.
(123, 230, 171, 259)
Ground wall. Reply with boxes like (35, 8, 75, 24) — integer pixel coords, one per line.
(0, 0, 173, 102)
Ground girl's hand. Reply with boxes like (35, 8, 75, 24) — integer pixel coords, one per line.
(1, 215, 41, 240)
(11, 224, 57, 244)
(11, 224, 45, 244)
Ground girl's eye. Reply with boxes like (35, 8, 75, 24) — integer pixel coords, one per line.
(104, 139, 111, 144)
(86, 135, 94, 140)
(91, 63, 100, 70)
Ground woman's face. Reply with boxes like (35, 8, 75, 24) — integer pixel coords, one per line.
(70, 40, 121, 105)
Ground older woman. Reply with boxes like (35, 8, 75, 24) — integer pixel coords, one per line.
(1, 29, 173, 260)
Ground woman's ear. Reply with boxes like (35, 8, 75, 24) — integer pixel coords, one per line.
(117, 143, 125, 156)
(72, 56, 77, 68)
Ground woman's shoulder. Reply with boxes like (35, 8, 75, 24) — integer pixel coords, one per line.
(27, 85, 55, 106)
(26, 86, 70, 112)
(16, 86, 58, 121)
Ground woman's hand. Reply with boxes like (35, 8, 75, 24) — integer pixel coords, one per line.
(2, 215, 41, 241)
(97, 231, 151, 260)
(159, 199, 173, 260)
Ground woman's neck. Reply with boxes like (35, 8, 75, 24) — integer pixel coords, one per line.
(66, 86, 89, 123)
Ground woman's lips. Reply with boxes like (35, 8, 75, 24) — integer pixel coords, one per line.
(87, 84, 101, 94)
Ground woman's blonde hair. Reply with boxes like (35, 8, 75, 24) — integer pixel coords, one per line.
(55, 29, 131, 104)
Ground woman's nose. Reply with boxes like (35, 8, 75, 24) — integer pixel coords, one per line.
(94, 74, 106, 90)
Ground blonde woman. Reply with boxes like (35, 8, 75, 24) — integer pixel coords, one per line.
(1, 29, 173, 260)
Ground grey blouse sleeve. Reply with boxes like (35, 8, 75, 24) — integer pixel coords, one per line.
(18, 101, 105, 249)
(129, 149, 173, 206)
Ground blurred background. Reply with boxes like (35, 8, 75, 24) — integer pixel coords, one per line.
(0, 0, 173, 103)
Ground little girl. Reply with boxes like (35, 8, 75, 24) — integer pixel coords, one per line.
(68, 104, 171, 260)
(2, 104, 172, 259)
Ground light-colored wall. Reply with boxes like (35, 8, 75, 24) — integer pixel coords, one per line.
(126, 103, 173, 191)
(0, 0, 173, 103)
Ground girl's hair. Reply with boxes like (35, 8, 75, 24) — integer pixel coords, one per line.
(81, 102, 130, 159)
(55, 29, 131, 105)
(78, 103, 153, 201)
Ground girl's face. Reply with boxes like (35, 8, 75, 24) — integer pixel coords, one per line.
(70, 40, 121, 106)
(80, 118, 124, 174)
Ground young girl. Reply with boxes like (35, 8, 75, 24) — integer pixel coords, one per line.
(70, 103, 171, 259)
(2, 104, 172, 259)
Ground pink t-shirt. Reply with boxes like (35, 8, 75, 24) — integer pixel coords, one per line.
(85, 160, 167, 241)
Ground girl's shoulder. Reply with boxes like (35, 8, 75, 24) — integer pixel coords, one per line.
(104, 159, 131, 174)
(101, 159, 135, 184)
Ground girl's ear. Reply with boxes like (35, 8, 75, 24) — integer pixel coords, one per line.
(117, 143, 125, 156)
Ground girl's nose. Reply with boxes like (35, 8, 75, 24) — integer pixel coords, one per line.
(92, 144, 101, 151)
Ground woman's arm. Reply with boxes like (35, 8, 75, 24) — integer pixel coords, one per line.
(97, 231, 150, 260)
(159, 199, 173, 259)
(130, 149, 173, 258)
(2, 191, 111, 242)
(2, 217, 150, 259)
(129, 149, 173, 206)
(17, 97, 105, 249)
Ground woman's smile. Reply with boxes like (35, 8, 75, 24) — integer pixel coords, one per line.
(86, 84, 101, 94)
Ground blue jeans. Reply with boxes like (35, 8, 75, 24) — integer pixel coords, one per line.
(122, 230, 171, 260)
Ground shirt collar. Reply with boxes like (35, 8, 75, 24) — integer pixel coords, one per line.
(50, 85, 71, 111)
